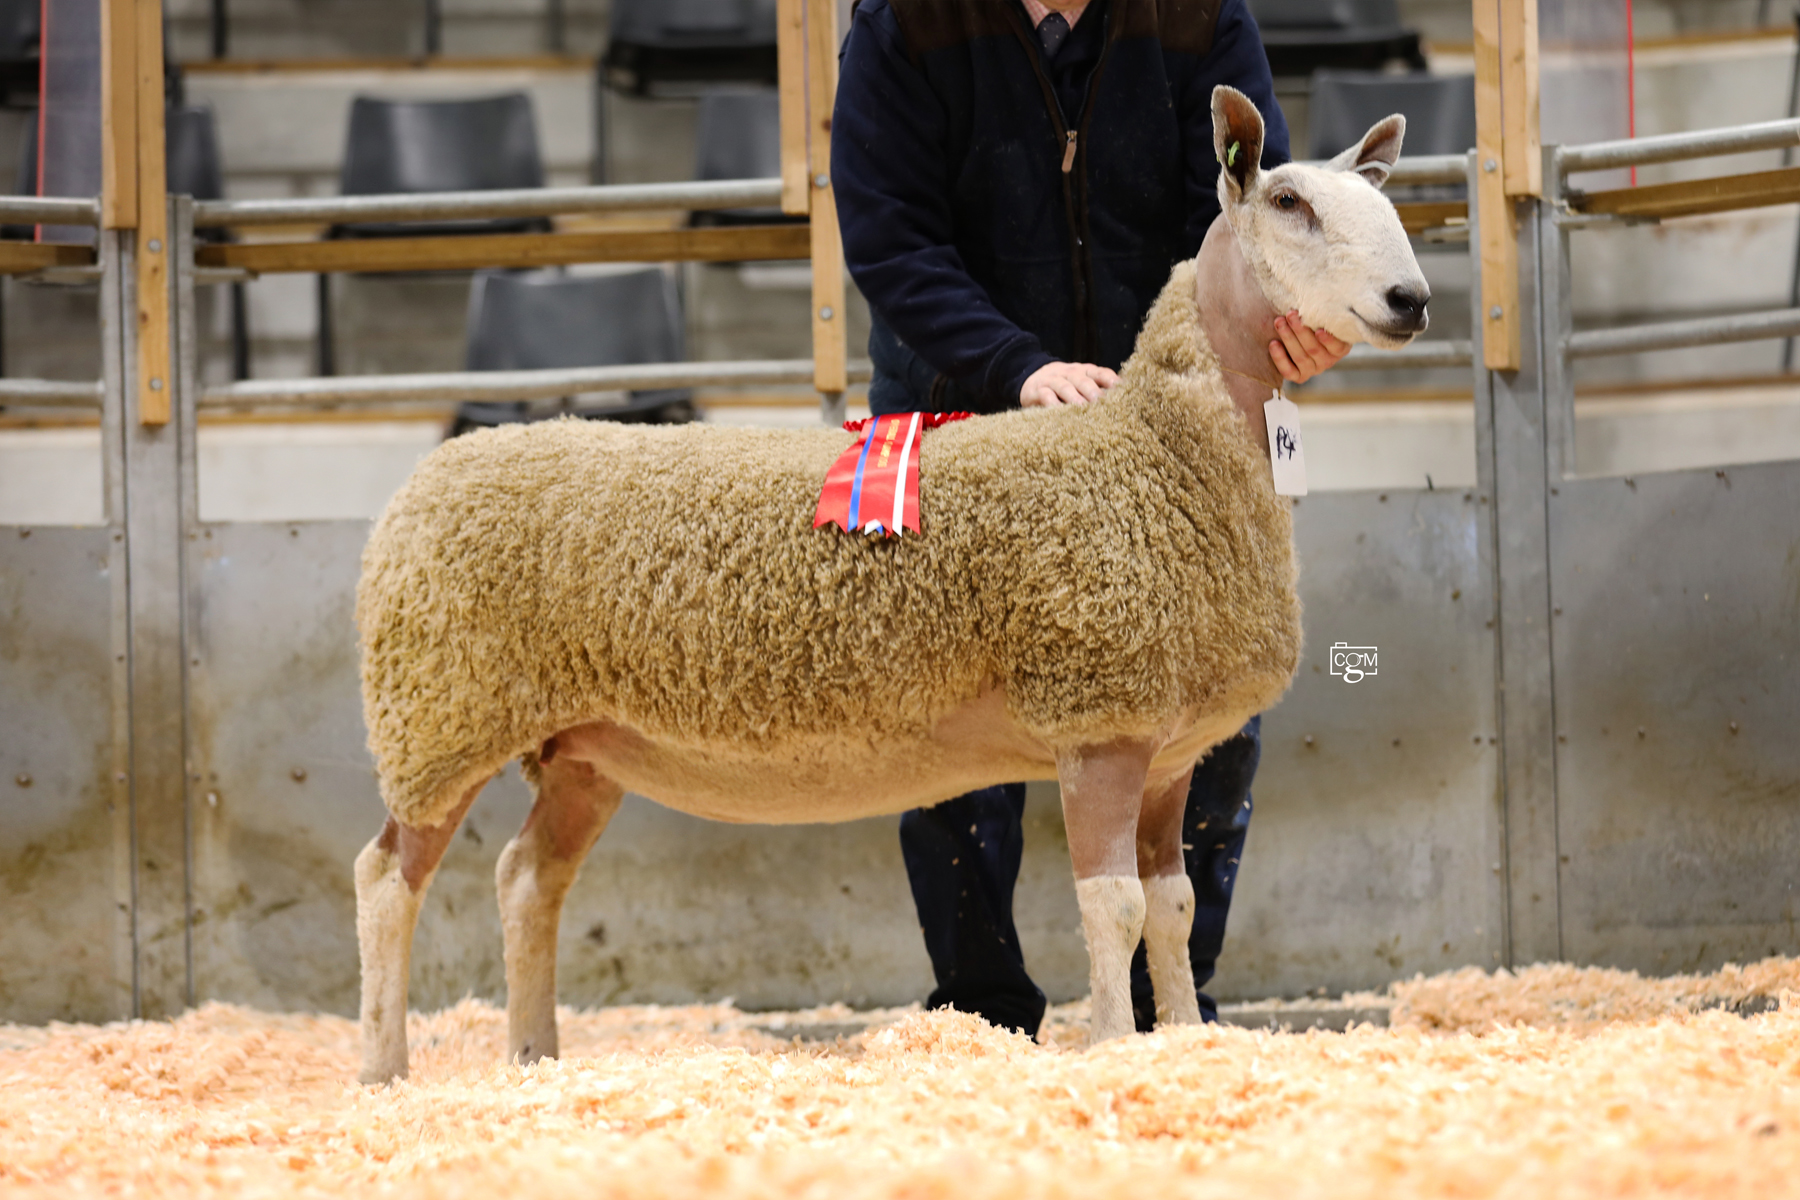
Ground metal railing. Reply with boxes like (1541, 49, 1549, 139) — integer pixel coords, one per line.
(0, 379, 107, 408)
(199, 359, 876, 410)
(192, 178, 788, 230)
(1568, 309, 1800, 360)
(1297, 153, 1468, 187)
(1559, 116, 1800, 177)
(0, 196, 105, 411)
(1339, 340, 1474, 370)
(10, 121, 1800, 417)
(0, 196, 102, 225)
(1552, 117, 1800, 362)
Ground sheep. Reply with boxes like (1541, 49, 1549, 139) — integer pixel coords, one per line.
(352, 86, 1431, 1084)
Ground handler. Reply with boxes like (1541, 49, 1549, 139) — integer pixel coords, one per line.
(832, 0, 1350, 1036)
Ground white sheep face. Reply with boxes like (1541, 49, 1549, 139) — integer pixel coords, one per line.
(1211, 86, 1431, 349)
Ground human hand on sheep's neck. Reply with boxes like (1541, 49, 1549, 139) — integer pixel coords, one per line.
(1193, 216, 1285, 456)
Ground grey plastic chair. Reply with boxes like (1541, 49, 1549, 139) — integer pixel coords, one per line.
(0, 0, 37, 106)
(690, 87, 799, 226)
(602, 0, 778, 95)
(319, 93, 551, 374)
(1249, 0, 1425, 76)
(450, 267, 696, 436)
(1306, 71, 1476, 161)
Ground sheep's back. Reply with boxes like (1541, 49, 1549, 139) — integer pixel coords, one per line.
(358, 417, 1005, 821)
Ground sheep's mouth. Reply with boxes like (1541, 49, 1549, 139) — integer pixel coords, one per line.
(1351, 309, 1423, 348)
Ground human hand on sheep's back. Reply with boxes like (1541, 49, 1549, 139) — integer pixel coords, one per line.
(1269, 311, 1351, 383)
(1020, 361, 1119, 408)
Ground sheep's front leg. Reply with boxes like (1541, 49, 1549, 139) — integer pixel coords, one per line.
(1057, 739, 1157, 1044)
(497, 750, 623, 1066)
(355, 780, 484, 1085)
(1138, 766, 1203, 1028)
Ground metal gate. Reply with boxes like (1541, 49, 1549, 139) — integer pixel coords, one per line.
(4, 120, 1799, 1022)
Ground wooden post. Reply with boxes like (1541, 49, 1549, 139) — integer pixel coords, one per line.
(776, 0, 809, 216)
(1499, 0, 1541, 198)
(1473, 0, 1520, 371)
(134, 0, 172, 426)
(100, 0, 137, 230)
(805, 0, 847, 401)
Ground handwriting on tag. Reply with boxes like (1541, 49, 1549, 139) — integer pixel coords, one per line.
(1264, 394, 1307, 496)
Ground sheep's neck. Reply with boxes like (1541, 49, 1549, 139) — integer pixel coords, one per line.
(1193, 217, 1282, 455)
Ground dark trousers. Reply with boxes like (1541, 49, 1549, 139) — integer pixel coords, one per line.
(898, 717, 1261, 1038)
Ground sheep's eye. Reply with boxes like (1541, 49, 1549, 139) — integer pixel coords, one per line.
(1275, 192, 1299, 211)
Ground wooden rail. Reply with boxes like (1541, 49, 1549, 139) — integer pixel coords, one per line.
(1571, 166, 1800, 222)
(195, 225, 812, 274)
(1395, 201, 1469, 235)
(0, 242, 99, 273)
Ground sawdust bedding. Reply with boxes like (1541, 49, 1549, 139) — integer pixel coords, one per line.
(4, 959, 1800, 1200)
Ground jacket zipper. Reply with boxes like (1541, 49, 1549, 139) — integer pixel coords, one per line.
(1010, 4, 1115, 364)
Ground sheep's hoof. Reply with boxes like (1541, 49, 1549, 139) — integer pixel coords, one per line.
(358, 1062, 409, 1087)
(514, 1042, 555, 1067)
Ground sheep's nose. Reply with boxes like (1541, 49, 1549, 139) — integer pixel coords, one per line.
(1385, 285, 1431, 331)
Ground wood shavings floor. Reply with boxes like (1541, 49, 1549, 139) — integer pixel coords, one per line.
(5, 958, 1799, 1200)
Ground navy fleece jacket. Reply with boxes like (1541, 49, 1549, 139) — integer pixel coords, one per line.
(832, 0, 1290, 414)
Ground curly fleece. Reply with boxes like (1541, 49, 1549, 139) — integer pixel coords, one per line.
(357, 259, 1303, 829)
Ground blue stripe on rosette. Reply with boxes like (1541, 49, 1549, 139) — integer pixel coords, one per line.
(846, 415, 882, 530)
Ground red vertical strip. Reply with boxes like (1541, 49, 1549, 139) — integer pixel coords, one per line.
(33, 0, 46, 240)
(1626, 0, 1637, 186)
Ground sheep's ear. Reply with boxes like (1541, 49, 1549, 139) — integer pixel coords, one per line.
(1211, 85, 1265, 202)
(1328, 114, 1406, 189)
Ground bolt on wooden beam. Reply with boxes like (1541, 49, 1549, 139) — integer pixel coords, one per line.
(805, 0, 848, 400)
(1474, 0, 1522, 371)
(132, 0, 172, 426)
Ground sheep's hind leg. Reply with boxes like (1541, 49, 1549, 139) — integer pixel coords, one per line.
(1138, 766, 1203, 1028)
(1057, 739, 1156, 1044)
(355, 779, 486, 1085)
(497, 747, 623, 1066)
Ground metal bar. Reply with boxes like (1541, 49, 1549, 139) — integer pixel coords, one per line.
(1337, 340, 1474, 370)
(1786, 9, 1800, 370)
(200, 359, 879, 409)
(0, 378, 106, 406)
(0, 195, 103, 225)
(1298, 153, 1469, 186)
(99, 228, 136, 1020)
(1487, 192, 1564, 967)
(192, 179, 787, 229)
(122, 214, 192, 1019)
(1465, 150, 1511, 975)
(1540, 150, 1577, 486)
(172, 197, 201, 1013)
(1566, 307, 1800, 359)
(1559, 117, 1800, 176)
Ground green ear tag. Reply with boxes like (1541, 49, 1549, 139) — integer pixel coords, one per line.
(1227, 140, 1240, 168)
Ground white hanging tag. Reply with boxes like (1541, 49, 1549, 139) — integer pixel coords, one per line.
(1264, 393, 1307, 496)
